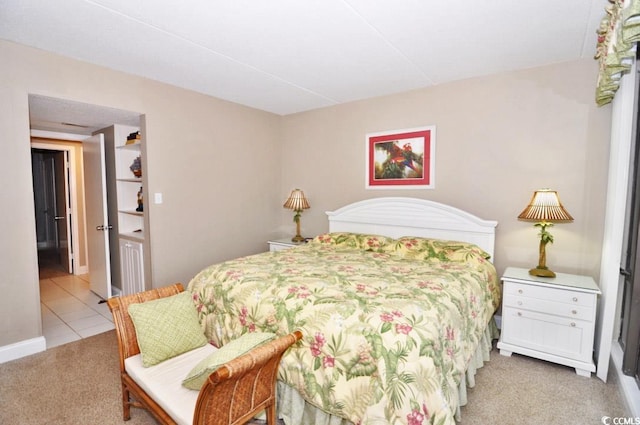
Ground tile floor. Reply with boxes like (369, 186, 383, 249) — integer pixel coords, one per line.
(39, 268, 115, 349)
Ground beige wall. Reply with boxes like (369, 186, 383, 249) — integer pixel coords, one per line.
(280, 59, 612, 279)
(0, 38, 612, 353)
(0, 40, 282, 348)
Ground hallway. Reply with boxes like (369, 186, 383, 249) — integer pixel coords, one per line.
(38, 250, 114, 349)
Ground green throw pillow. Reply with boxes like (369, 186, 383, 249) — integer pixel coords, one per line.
(182, 332, 276, 390)
(128, 291, 208, 367)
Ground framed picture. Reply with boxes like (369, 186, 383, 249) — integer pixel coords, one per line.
(365, 126, 435, 189)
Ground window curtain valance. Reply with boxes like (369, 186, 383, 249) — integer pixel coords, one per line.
(596, 0, 640, 106)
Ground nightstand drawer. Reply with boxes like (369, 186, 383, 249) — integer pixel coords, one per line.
(504, 281, 595, 308)
(503, 293, 593, 321)
(501, 306, 594, 363)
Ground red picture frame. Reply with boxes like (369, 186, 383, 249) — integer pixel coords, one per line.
(365, 126, 435, 189)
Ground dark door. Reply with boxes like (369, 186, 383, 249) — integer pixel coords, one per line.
(31, 148, 72, 274)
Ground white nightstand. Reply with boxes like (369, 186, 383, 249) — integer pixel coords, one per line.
(268, 238, 306, 252)
(497, 267, 601, 377)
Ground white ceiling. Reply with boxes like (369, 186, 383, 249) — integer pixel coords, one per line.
(1, 0, 604, 127)
(28, 94, 142, 135)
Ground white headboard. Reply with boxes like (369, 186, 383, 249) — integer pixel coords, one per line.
(326, 197, 498, 260)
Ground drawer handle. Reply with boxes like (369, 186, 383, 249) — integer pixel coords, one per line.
(572, 297, 578, 302)
(518, 289, 523, 294)
(517, 312, 522, 316)
(570, 322, 576, 327)
(518, 301, 523, 306)
(571, 310, 577, 315)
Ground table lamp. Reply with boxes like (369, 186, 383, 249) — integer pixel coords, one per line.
(518, 189, 573, 277)
(283, 189, 310, 243)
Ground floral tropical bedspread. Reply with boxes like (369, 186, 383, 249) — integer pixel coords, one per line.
(187, 233, 500, 425)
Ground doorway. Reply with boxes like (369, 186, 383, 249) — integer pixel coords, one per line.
(29, 94, 142, 286)
(29, 94, 143, 349)
(31, 142, 81, 279)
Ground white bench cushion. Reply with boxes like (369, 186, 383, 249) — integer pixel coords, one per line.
(125, 343, 217, 425)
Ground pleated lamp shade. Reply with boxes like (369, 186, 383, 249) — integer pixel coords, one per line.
(283, 189, 310, 212)
(518, 189, 573, 223)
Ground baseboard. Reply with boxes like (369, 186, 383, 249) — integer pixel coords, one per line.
(0, 336, 46, 364)
(611, 342, 640, 418)
(75, 265, 88, 275)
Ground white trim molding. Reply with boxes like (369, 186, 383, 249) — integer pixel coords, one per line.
(30, 129, 89, 141)
(611, 343, 640, 418)
(596, 59, 637, 382)
(0, 336, 46, 364)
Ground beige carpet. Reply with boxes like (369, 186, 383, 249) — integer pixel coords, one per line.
(457, 349, 628, 425)
(0, 331, 629, 425)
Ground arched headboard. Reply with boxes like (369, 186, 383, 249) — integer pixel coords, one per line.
(326, 197, 498, 260)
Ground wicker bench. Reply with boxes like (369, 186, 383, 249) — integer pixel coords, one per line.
(107, 283, 302, 425)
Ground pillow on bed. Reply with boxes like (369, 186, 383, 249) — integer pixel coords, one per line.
(356, 233, 395, 252)
(182, 332, 276, 390)
(388, 236, 491, 262)
(312, 232, 360, 248)
(312, 232, 393, 252)
(128, 291, 208, 367)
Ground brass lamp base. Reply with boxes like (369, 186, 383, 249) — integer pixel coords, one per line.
(528, 222, 557, 278)
(290, 209, 306, 243)
(529, 267, 556, 278)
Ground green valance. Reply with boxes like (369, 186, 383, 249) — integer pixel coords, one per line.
(595, 0, 640, 106)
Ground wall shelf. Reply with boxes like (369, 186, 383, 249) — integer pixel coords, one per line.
(116, 141, 142, 151)
(105, 126, 148, 296)
(119, 231, 144, 242)
(118, 209, 143, 216)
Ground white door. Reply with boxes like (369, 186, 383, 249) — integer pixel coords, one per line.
(83, 133, 112, 299)
(53, 150, 72, 273)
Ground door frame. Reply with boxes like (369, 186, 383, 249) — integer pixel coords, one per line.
(30, 141, 83, 275)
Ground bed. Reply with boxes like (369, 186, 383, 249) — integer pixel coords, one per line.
(187, 197, 500, 425)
